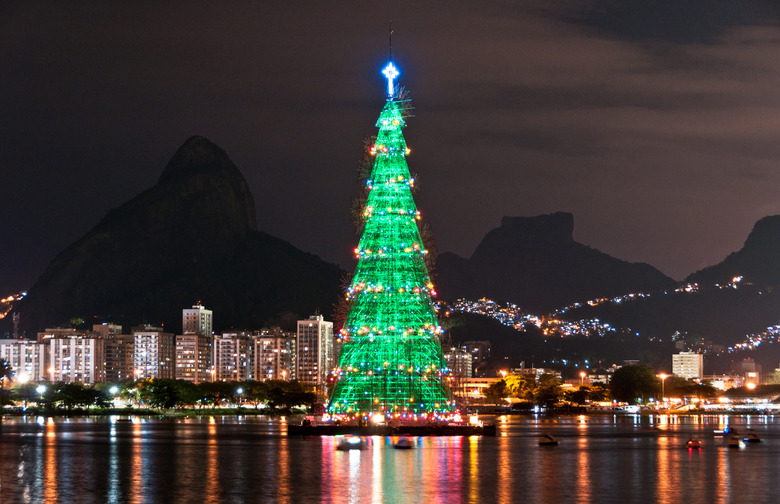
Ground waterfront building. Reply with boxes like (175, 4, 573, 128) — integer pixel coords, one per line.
(42, 333, 105, 384)
(36, 327, 83, 342)
(176, 332, 213, 383)
(133, 326, 175, 379)
(253, 328, 293, 381)
(296, 315, 334, 388)
(213, 332, 250, 381)
(702, 374, 743, 390)
(182, 303, 213, 336)
(462, 340, 491, 377)
(672, 351, 704, 380)
(0, 339, 47, 382)
(104, 334, 135, 382)
(92, 323, 123, 338)
(511, 366, 562, 382)
(443, 346, 473, 379)
(461, 377, 503, 401)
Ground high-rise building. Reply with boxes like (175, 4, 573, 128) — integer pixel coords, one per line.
(296, 315, 334, 388)
(133, 326, 175, 379)
(672, 351, 704, 380)
(182, 304, 213, 336)
(213, 332, 250, 381)
(0, 339, 47, 382)
(104, 334, 135, 382)
(462, 340, 492, 377)
(176, 332, 213, 383)
(443, 346, 473, 379)
(42, 333, 105, 384)
(92, 323, 123, 339)
(253, 328, 293, 381)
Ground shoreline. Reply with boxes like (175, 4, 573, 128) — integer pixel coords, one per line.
(2, 406, 776, 420)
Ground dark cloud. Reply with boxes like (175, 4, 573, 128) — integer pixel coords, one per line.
(553, 0, 780, 43)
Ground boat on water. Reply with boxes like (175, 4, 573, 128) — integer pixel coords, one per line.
(336, 436, 366, 451)
(714, 427, 737, 436)
(539, 434, 559, 446)
(393, 437, 413, 450)
(727, 436, 745, 449)
(686, 438, 702, 449)
(743, 430, 761, 443)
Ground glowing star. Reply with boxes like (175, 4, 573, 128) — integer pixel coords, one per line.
(382, 62, 400, 97)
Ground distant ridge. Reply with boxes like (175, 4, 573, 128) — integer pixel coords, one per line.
(436, 212, 676, 313)
(8, 136, 342, 335)
(687, 215, 780, 288)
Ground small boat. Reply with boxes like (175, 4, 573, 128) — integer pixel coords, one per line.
(686, 438, 702, 449)
(714, 427, 737, 436)
(743, 430, 761, 443)
(539, 434, 559, 446)
(727, 436, 745, 449)
(336, 436, 366, 451)
(393, 437, 413, 450)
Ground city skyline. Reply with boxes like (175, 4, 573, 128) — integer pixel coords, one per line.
(4, 1, 780, 295)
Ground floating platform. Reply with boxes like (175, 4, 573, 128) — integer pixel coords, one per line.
(287, 423, 496, 437)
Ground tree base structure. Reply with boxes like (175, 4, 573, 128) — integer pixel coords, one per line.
(287, 422, 496, 437)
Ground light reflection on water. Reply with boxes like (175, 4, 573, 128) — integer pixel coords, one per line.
(1, 414, 779, 503)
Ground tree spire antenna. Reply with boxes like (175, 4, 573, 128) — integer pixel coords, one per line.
(389, 20, 393, 60)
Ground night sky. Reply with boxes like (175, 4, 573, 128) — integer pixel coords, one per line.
(3, 1, 780, 295)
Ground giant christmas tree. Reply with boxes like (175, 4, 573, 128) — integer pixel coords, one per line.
(327, 62, 453, 421)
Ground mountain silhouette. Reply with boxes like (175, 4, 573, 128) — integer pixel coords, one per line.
(687, 215, 780, 288)
(8, 136, 342, 335)
(436, 212, 675, 313)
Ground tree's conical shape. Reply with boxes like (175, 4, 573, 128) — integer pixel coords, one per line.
(327, 92, 453, 419)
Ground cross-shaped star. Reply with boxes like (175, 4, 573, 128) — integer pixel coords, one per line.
(382, 62, 400, 98)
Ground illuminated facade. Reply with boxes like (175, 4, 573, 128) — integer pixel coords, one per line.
(213, 332, 250, 381)
(672, 351, 703, 380)
(182, 303, 213, 336)
(296, 315, 334, 387)
(43, 334, 105, 384)
(253, 329, 294, 381)
(0, 339, 47, 382)
(133, 326, 175, 379)
(327, 62, 452, 418)
(175, 332, 213, 383)
(105, 334, 135, 382)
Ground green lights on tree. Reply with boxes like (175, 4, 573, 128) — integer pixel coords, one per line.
(327, 63, 452, 419)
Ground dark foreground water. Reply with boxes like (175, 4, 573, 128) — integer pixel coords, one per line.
(1, 414, 778, 503)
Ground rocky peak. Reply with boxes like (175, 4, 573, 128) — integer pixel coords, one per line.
(499, 212, 574, 244)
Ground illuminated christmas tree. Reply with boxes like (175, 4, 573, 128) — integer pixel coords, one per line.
(327, 62, 453, 420)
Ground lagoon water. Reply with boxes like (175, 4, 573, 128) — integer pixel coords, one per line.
(1, 414, 778, 503)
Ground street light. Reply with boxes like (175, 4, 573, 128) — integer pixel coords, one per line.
(236, 387, 244, 407)
(36, 384, 46, 401)
(659, 373, 668, 405)
(580, 371, 586, 386)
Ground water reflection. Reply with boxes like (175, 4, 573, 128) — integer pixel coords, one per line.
(575, 435, 590, 504)
(1, 415, 778, 503)
(205, 420, 220, 502)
